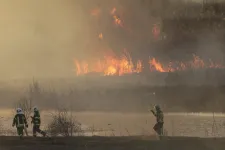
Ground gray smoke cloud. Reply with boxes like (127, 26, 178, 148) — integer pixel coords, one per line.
(0, 0, 225, 80)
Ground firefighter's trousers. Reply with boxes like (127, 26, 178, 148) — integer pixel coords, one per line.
(153, 122, 164, 135)
(33, 125, 46, 137)
(16, 127, 24, 136)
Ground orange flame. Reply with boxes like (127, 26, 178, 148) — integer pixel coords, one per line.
(149, 58, 166, 72)
(113, 15, 123, 27)
(74, 51, 225, 76)
(110, 7, 123, 27)
(77, 6, 225, 76)
(74, 50, 143, 76)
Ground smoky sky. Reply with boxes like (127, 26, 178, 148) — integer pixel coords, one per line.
(0, 0, 224, 79)
(0, 0, 88, 79)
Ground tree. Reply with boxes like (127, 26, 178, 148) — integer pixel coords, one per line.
(28, 79, 42, 107)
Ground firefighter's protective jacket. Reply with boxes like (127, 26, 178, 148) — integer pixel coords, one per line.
(151, 110, 164, 123)
(12, 114, 27, 128)
(31, 111, 41, 126)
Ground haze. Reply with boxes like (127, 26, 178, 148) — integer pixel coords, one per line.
(0, 0, 224, 80)
(0, 0, 92, 79)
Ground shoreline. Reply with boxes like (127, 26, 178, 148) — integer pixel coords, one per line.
(2, 109, 225, 117)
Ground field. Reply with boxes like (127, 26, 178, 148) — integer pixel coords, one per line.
(2, 111, 225, 137)
(1, 136, 225, 150)
(1, 77, 225, 149)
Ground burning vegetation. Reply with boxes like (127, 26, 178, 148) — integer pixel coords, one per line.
(74, 4, 225, 76)
(74, 51, 225, 76)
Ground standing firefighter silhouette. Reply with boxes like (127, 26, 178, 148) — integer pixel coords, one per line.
(150, 105, 164, 136)
(31, 107, 46, 137)
(12, 108, 28, 139)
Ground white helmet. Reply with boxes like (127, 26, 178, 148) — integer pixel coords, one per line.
(16, 108, 23, 114)
(33, 106, 38, 112)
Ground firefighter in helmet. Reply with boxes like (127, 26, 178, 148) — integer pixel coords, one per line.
(31, 106, 46, 137)
(12, 108, 28, 139)
(150, 105, 164, 136)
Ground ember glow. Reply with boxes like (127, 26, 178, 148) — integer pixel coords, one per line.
(90, 8, 101, 16)
(98, 33, 103, 40)
(152, 24, 161, 40)
(111, 7, 123, 27)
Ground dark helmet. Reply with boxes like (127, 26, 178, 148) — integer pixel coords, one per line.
(33, 106, 38, 112)
(154, 105, 161, 111)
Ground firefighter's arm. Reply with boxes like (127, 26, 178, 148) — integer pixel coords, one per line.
(12, 116, 16, 127)
(151, 110, 156, 116)
(148, 105, 156, 116)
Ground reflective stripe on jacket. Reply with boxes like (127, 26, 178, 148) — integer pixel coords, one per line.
(13, 114, 27, 128)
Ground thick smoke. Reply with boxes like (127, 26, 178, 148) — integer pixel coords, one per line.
(1, 0, 225, 81)
(1, 0, 225, 112)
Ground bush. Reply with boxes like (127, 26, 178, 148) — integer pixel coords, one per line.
(47, 109, 82, 137)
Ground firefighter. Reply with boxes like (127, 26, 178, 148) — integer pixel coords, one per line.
(31, 106, 46, 137)
(150, 105, 164, 136)
(12, 108, 28, 139)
